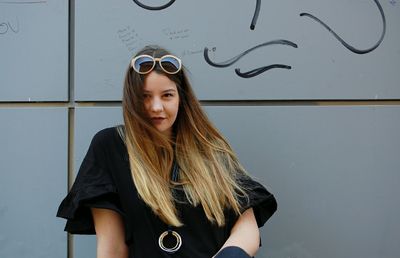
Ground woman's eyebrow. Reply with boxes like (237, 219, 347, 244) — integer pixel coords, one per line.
(163, 89, 177, 93)
(143, 88, 176, 93)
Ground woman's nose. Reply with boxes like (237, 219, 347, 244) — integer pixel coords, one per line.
(150, 98, 163, 112)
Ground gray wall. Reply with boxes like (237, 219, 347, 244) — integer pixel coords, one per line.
(0, 1, 399, 258)
(0, 0, 68, 101)
(0, 108, 68, 258)
(74, 0, 399, 101)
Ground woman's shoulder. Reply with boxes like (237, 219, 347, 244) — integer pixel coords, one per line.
(87, 126, 127, 159)
(92, 126, 120, 140)
(91, 126, 124, 146)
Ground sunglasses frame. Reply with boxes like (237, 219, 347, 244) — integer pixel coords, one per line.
(131, 54, 182, 75)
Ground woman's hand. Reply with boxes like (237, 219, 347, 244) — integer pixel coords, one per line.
(213, 208, 259, 257)
(91, 208, 129, 258)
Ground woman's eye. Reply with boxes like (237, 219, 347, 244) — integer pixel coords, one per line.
(164, 93, 174, 98)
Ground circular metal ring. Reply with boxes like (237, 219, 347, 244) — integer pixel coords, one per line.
(158, 230, 182, 253)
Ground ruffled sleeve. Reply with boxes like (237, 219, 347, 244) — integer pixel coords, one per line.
(56, 130, 124, 234)
(238, 174, 277, 228)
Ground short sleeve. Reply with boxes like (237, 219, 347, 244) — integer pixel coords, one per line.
(238, 175, 277, 228)
(56, 130, 124, 234)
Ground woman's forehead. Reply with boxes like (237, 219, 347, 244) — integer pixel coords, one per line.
(143, 72, 178, 92)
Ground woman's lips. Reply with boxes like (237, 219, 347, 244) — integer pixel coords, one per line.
(151, 117, 165, 124)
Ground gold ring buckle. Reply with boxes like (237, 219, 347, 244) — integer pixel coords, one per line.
(158, 230, 182, 253)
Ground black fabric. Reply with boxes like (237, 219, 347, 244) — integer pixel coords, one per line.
(214, 246, 251, 258)
(57, 127, 277, 258)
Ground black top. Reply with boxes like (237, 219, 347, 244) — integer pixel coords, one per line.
(57, 127, 277, 258)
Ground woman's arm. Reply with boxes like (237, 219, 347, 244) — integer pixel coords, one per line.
(214, 208, 260, 257)
(91, 208, 129, 258)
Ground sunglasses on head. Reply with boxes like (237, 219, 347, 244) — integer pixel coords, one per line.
(131, 54, 182, 74)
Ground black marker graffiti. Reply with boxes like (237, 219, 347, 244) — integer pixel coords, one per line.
(162, 28, 190, 40)
(235, 65, 291, 78)
(204, 40, 297, 68)
(0, 23, 7, 34)
(204, 40, 298, 78)
(250, 0, 261, 30)
(117, 26, 142, 53)
(132, 0, 260, 29)
(0, 18, 19, 35)
(300, 0, 386, 54)
(132, 0, 175, 11)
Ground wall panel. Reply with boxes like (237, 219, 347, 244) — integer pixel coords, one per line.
(74, 0, 400, 101)
(0, 1, 68, 101)
(0, 108, 68, 258)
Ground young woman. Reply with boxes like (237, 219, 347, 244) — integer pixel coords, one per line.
(57, 45, 277, 258)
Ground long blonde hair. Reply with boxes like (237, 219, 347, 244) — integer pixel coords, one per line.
(122, 45, 249, 227)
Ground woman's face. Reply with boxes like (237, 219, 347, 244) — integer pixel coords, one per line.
(143, 71, 180, 138)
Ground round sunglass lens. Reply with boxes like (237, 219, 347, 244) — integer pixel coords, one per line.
(160, 56, 180, 73)
(134, 56, 154, 73)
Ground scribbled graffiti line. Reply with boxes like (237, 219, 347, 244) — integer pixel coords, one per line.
(250, 0, 261, 30)
(300, 0, 386, 54)
(0, 17, 19, 35)
(204, 40, 298, 78)
(134, 0, 261, 30)
(235, 65, 292, 78)
(132, 0, 175, 11)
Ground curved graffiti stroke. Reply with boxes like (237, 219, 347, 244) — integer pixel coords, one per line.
(250, 0, 261, 30)
(204, 40, 298, 68)
(132, 0, 175, 11)
(300, 0, 386, 54)
(235, 65, 292, 78)
(0, 18, 19, 35)
(204, 40, 297, 78)
(0, 23, 8, 34)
